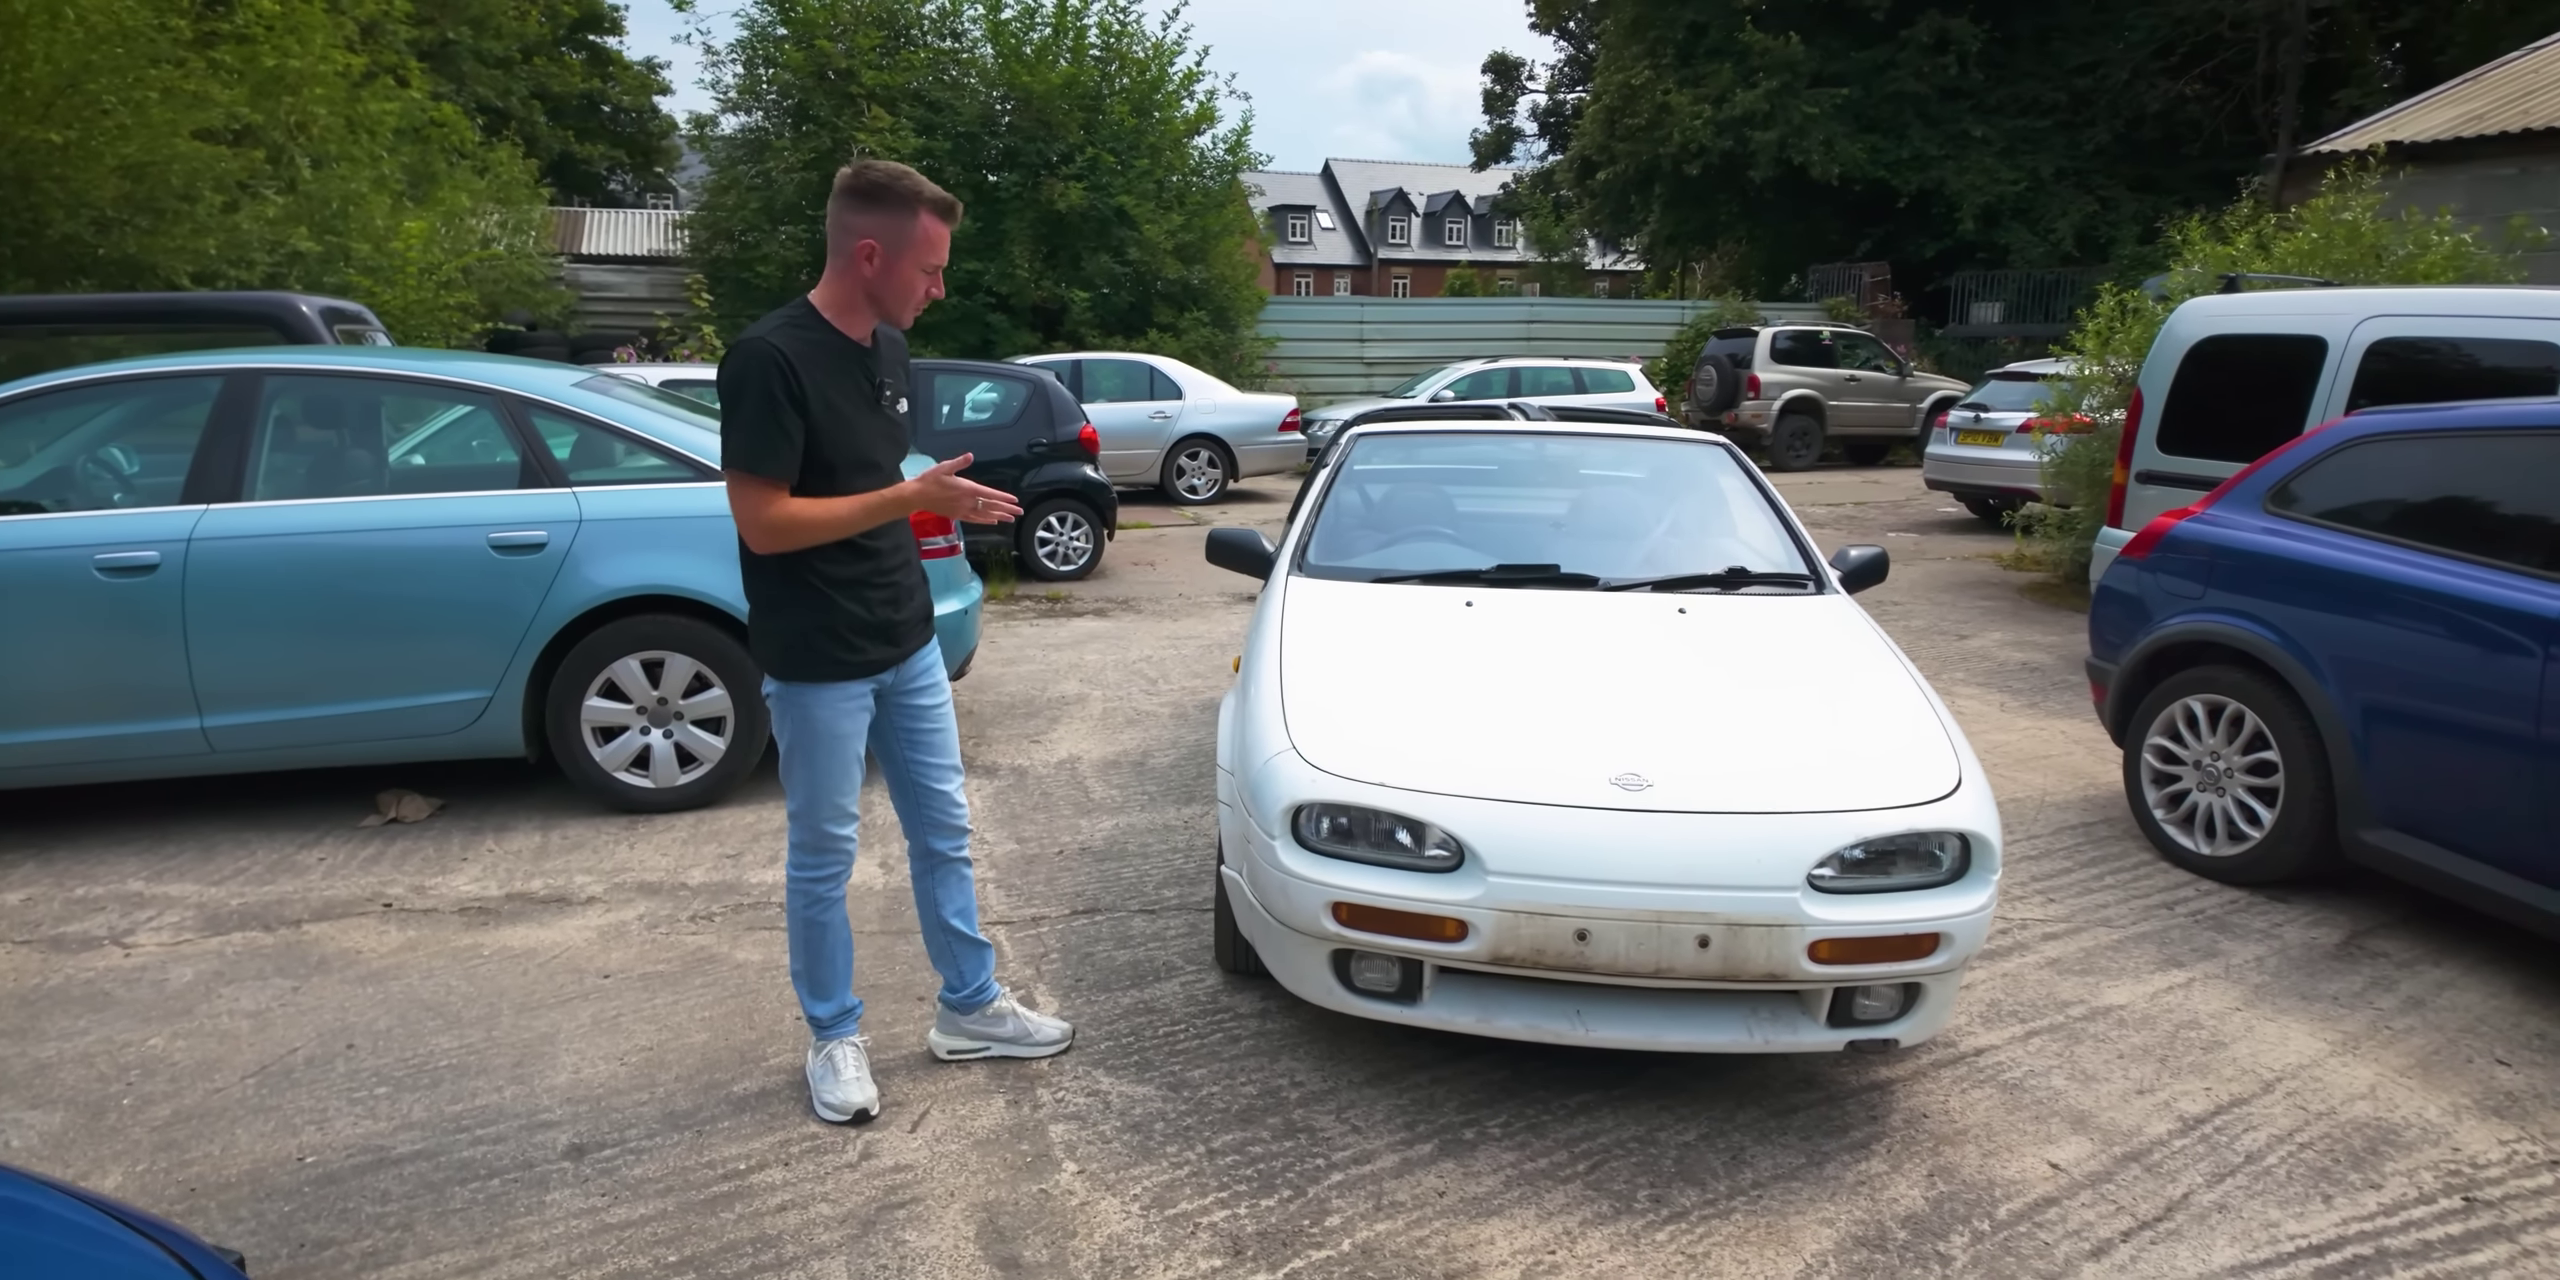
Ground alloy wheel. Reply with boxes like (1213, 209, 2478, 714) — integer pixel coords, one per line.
(580, 649, 735, 790)
(1171, 445, 1227, 501)
(2137, 693, 2285, 856)
(1033, 507, 1096, 574)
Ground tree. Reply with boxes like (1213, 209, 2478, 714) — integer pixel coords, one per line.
(684, 0, 1272, 383)
(406, 0, 682, 206)
(1438, 264, 1484, 296)
(0, 0, 566, 347)
(1473, 0, 2560, 300)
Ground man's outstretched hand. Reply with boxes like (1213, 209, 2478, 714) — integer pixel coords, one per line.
(907, 454, 1022, 525)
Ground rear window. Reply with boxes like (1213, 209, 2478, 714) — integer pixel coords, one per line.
(2345, 336, 2560, 413)
(2152, 333, 2329, 464)
(923, 370, 1036, 432)
(1579, 367, 1637, 394)
(1700, 332, 1756, 368)
(2269, 431, 2560, 574)
(1955, 373, 2055, 413)
(0, 322, 289, 383)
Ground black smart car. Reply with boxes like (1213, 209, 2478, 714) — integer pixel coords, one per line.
(0, 291, 393, 383)
(911, 358, 1118, 580)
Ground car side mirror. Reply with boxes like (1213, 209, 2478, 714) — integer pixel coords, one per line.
(1430, 388, 1458, 403)
(1829, 544, 1889, 595)
(1206, 527, 1278, 580)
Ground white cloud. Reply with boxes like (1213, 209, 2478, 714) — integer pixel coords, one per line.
(1319, 50, 1486, 164)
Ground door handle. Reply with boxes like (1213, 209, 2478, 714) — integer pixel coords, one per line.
(1841, 373, 1863, 382)
(486, 530, 550, 551)
(1147, 410, 1174, 421)
(91, 550, 161, 575)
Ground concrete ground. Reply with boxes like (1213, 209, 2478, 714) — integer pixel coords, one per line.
(4, 464, 2555, 1278)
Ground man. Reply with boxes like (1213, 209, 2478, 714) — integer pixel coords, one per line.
(719, 159, 1072, 1126)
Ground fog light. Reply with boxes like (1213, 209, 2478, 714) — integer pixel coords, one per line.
(1808, 933, 1940, 965)
(1330, 949, 1423, 1003)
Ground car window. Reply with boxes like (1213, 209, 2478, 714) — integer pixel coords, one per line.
(2153, 333, 2329, 464)
(1954, 373, 2056, 413)
(1517, 366, 1579, 397)
(1701, 332, 1757, 369)
(247, 376, 531, 501)
(1767, 330, 1838, 370)
(576, 374, 722, 432)
(2345, 336, 2560, 413)
(2269, 432, 2560, 574)
(1835, 332, 1903, 373)
(1150, 366, 1183, 401)
(0, 323, 287, 383)
(1300, 431, 1808, 583)
(660, 379, 719, 406)
(1082, 359, 1163, 404)
(1383, 364, 1459, 399)
(926, 370, 1035, 432)
(1579, 367, 1637, 394)
(525, 407, 704, 486)
(1441, 368, 1513, 401)
(0, 375, 223, 515)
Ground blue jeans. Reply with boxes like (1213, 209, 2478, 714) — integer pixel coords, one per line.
(764, 640, 1000, 1041)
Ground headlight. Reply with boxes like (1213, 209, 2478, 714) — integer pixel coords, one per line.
(1807, 832, 1970, 893)
(1291, 804, 1465, 872)
(1305, 418, 1342, 439)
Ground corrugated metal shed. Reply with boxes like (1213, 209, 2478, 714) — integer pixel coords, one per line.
(2307, 30, 2560, 152)
(550, 207, 689, 260)
(1261, 296, 1823, 402)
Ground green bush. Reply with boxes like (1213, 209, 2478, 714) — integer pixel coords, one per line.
(2017, 159, 2544, 582)
(1649, 296, 1767, 416)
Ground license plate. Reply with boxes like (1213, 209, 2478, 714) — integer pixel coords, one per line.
(1954, 429, 2008, 447)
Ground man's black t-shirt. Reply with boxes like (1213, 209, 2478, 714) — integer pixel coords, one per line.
(718, 297, 933, 683)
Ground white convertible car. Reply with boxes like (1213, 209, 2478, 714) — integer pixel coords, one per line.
(1205, 409, 2002, 1053)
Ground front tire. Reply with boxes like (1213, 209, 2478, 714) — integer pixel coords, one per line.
(1212, 846, 1267, 977)
(1766, 411, 1825, 472)
(1162, 437, 1234, 505)
(2122, 665, 2335, 884)
(1017, 498, 1102, 580)
(545, 614, 769, 813)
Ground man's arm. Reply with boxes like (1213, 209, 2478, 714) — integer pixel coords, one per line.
(727, 456, 1022, 556)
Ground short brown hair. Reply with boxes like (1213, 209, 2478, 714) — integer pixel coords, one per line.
(826, 159, 963, 246)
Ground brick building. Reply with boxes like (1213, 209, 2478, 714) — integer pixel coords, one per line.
(1244, 159, 1640, 299)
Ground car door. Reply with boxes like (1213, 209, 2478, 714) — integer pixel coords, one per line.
(2251, 429, 2560, 887)
(1764, 329, 1858, 419)
(1571, 365, 1647, 412)
(185, 372, 581, 751)
(2323, 318, 2560, 419)
(1072, 358, 1184, 482)
(0, 372, 236, 770)
(1512, 364, 1581, 406)
(1830, 331, 1910, 429)
(915, 365, 1046, 500)
(1432, 366, 1514, 403)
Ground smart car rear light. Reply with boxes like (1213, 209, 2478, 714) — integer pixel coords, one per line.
(1279, 407, 1302, 433)
(1807, 832, 1968, 893)
(1077, 422, 1100, 459)
(1292, 804, 1465, 872)
(909, 511, 964, 559)
(2104, 387, 2142, 528)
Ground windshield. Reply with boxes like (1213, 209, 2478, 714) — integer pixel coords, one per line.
(1380, 364, 1459, 399)
(1298, 431, 1812, 585)
(1955, 372, 2061, 413)
(578, 374, 724, 432)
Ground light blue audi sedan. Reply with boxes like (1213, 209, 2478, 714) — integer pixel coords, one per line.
(0, 347, 983, 811)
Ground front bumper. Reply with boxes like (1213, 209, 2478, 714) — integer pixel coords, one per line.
(1224, 865, 1978, 1053)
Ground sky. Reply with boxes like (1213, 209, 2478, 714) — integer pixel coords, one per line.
(617, 0, 1547, 172)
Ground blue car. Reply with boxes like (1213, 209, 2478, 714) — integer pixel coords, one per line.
(1, 1162, 249, 1279)
(0, 347, 982, 811)
(2087, 399, 2559, 936)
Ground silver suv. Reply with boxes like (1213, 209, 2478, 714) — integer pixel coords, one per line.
(1301, 356, 1664, 457)
(1685, 324, 1970, 470)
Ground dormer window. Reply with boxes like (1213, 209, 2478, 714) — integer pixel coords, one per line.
(1443, 219, 1467, 248)
(1386, 215, 1411, 246)
(1284, 213, 1310, 243)
(1494, 219, 1519, 248)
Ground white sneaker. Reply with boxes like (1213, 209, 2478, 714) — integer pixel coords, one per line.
(927, 992, 1074, 1061)
(806, 1034, 880, 1124)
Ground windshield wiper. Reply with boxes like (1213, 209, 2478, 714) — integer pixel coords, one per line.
(1601, 566, 1820, 592)
(1373, 563, 1603, 588)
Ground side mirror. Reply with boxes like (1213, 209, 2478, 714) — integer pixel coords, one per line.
(1206, 527, 1278, 580)
(1829, 544, 1889, 595)
(1430, 388, 1458, 403)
